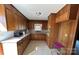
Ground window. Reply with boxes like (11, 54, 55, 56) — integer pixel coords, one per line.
(34, 24, 42, 31)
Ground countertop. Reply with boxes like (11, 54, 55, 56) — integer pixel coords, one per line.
(30, 30, 48, 34)
(0, 30, 48, 43)
(1, 33, 30, 43)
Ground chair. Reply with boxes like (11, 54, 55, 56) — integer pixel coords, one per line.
(51, 42, 64, 55)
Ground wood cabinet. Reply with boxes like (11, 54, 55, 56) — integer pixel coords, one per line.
(0, 4, 29, 31)
(17, 34, 30, 55)
(28, 20, 48, 30)
(47, 13, 59, 48)
(56, 4, 79, 23)
(47, 5, 79, 54)
(0, 43, 3, 55)
(6, 7, 16, 31)
(31, 33, 46, 41)
(66, 9, 79, 55)
(14, 13, 19, 30)
(56, 19, 78, 55)
(55, 5, 79, 54)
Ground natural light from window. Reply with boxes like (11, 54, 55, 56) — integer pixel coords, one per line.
(34, 24, 42, 31)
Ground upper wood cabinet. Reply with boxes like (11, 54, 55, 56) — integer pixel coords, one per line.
(14, 13, 19, 30)
(0, 4, 28, 31)
(56, 4, 79, 23)
(6, 7, 16, 31)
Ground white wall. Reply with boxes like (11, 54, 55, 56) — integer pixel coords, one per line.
(0, 23, 7, 31)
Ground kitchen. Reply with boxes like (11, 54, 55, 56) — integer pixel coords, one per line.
(0, 4, 79, 55)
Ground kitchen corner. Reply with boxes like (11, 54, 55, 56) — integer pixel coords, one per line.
(0, 29, 48, 55)
(0, 31, 31, 55)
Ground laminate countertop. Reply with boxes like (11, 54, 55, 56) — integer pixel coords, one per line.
(1, 33, 30, 43)
(30, 30, 48, 34)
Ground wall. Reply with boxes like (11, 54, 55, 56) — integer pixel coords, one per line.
(0, 5, 7, 31)
(28, 20, 48, 41)
(28, 20, 48, 30)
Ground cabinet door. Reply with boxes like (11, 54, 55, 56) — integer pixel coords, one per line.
(48, 14, 59, 48)
(17, 39, 24, 55)
(19, 15, 23, 30)
(56, 5, 70, 23)
(14, 13, 19, 30)
(31, 33, 46, 41)
(6, 8, 16, 31)
(31, 34, 37, 40)
(17, 44, 22, 55)
(23, 19, 26, 29)
(17, 35, 30, 55)
(0, 43, 3, 55)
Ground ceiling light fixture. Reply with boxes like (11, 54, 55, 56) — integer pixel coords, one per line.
(36, 12, 42, 16)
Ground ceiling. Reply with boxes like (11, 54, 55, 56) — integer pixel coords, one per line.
(13, 4, 65, 20)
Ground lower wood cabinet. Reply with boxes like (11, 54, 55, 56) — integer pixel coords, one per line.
(0, 43, 3, 55)
(17, 33, 47, 55)
(31, 33, 46, 41)
(17, 34, 30, 55)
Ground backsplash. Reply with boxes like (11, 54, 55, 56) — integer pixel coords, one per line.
(0, 31, 14, 36)
(0, 31, 14, 41)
